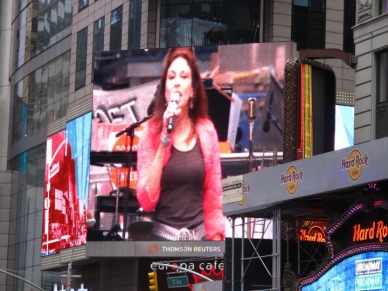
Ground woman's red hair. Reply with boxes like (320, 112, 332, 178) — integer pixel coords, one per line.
(151, 47, 209, 134)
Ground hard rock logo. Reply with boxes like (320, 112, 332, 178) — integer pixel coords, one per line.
(341, 149, 369, 181)
(237, 180, 251, 206)
(280, 165, 304, 195)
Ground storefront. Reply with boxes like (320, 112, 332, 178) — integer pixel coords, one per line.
(223, 136, 388, 290)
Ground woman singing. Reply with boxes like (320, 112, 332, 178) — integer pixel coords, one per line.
(136, 47, 225, 241)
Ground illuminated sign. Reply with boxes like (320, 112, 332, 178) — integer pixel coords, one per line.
(280, 165, 304, 195)
(353, 221, 388, 243)
(41, 113, 92, 256)
(300, 252, 388, 291)
(147, 258, 224, 291)
(299, 200, 388, 291)
(90, 42, 293, 244)
(300, 225, 326, 243)
(355, 258, 382, 290)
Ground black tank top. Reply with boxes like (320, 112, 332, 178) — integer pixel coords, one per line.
(154, 141, 205, 229)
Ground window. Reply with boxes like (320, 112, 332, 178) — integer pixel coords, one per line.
(93, 17, 105, 82)
(128, 0, 141, 49)
(93, 17, 105, 52)
(159, 0, 260, 48)
(291, 0, 326, 50)
(79, 0, 89, 11)
(343, 0, 355, 55)
(110, 6, 123, 51)
(379, 0, 388, 15)
(376, 49, 388, 139)
(377, 50, 388, 104)
(75, 27, 88, 90)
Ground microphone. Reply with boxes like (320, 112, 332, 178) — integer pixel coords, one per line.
(167, 92, 180, 133)
(248, 98, 257, 120)
(263, 110, 271, 133)
(263, 91, 274, 133)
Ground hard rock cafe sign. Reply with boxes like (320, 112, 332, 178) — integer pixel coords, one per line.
(280, 165, 304, 195)
(341, 149, 369, 181)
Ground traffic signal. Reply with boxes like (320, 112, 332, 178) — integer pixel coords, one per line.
(148, 270, 158, 291)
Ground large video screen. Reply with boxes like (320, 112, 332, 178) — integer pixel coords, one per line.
(300, 251, 388, 291)
(89, 43, 293, 242)
(41, 113, 92, 256)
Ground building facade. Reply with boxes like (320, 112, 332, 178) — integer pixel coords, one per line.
(353, 0, 388, 142)
(3, 0, 384, 290)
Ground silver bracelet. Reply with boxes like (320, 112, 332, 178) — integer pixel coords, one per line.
(160, 133, 170, 147)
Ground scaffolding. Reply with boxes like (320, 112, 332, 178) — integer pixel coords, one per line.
(223, 148, 371, 291)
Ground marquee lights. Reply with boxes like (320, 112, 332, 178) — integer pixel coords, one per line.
(299, 199, 388, 290)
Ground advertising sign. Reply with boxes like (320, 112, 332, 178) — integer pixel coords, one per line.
(41, 113, 92, 256)
(299, 199, 388, 291)
(89, 42, 293, 243)
(300, 251, 388, 291)
(144, 257, 224, 291)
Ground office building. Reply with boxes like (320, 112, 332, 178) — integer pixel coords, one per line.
(2, 0, 386, 290)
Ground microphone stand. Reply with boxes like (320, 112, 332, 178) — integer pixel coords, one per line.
(248, 98, 256, 173)
(265, 105, 283, 136)
(115, 114, 152, 239)
(263, 90, 283, 136)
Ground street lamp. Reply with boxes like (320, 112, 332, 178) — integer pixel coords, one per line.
(66, 218, 96, 291)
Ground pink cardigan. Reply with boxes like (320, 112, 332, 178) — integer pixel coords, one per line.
(136, 118, 225, 240)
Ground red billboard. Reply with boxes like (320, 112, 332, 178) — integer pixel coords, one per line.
(41, 113, 92, 256)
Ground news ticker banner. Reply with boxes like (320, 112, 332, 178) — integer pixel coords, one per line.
(86, 241, 224, 257)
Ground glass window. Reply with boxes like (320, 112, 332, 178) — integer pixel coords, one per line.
(37, 155, 46, 186)
(62, 50, 70, 75)
(53, 101, 61, 121)
(47, 77, 55, 106)
(50, 2, 58, 39)
(160, 0, 260, 48)
(11, 51, 71, 144)
(33, 97, 41, 134)
(55, 56, 63, 80)
(40, 105, 47, 130)
(93, 17, 105, 52)
(13, 0, 72, 69)
(291, 0, 325, 50)
(47, 103, 54, 122)
(37, 11, 51, 53)
(376, 49, 388, 139)
(64, 0, 72, 29)
(54, 78, 62, 104)
(75, 27, 88, 90)
(42, 64, 49, 89)
(57, 0, 65, 32)
(343, 0, 355, 55)
(128, 0, 141, 49)
(79, 0, 89, 11)
(376, 50, 388, 104)
(379, 0, 388, 15)
(110, 6, 123, 50)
